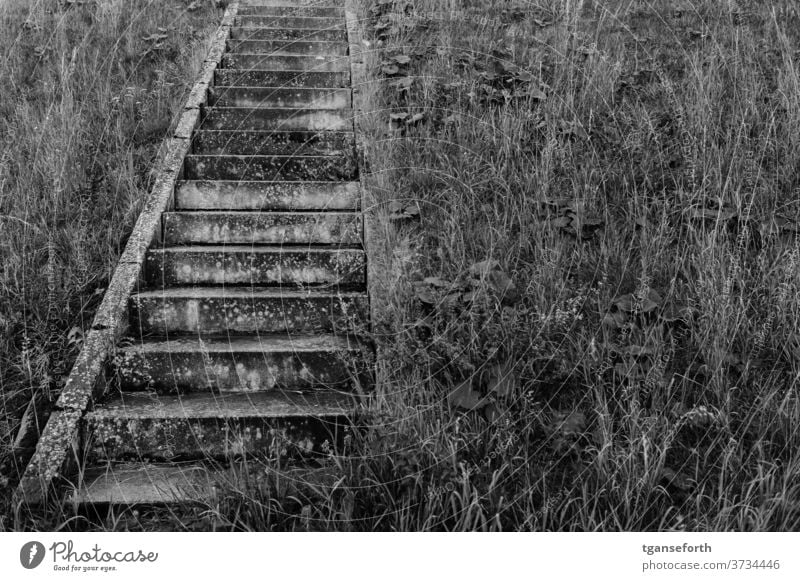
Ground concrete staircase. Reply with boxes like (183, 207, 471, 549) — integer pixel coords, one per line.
(70, 0, 371, 509)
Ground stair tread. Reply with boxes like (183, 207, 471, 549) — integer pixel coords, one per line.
(162, 209, 361, 216)
(174, 179, 361, 210)
(202, 106, 353, 112)
(88, 390, 356, 420)
(236, 15, 345, 23)
(185, 153, 352, 159)
(178, 179, 357, 184)
(233, 25, 346, 30)
(161, 211, 362, 248)
(215, 69, 350, 89)
(220, 67, 345, 73)
(70, 461, 342, 505)
(193, 128, 353, 134)
(162, 209, 362, 218)
(229, 30, 347, 42)
(224, 50, 343, 57)
(222, 53, 350, 71)
(149, 245, 364, 253)
(225, 40, 349, 56)
(118, 333, 368, 354)
(71, 462, 219, 505)
(209, 86, 351, 91)
(224, 52, 347, 58)
(238, 6, 345, 15)
(133, 286, 367, 299)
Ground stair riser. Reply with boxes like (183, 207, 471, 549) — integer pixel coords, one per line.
(237, 6, 345, 17)
(201, 108, 352, 132)
(226, 39, 348, 56)
(209, 86, 351, 109)
(174, 181, 361, 211)
(130, 294, 369, 335)
(117, 350, 368, 392)
(183, 155, 357, 181)
(87, 416, 345, 460)
(145, 249, 366, 286)
(162, 212, 361, 245)
(229, 27, 346, 42)
(192, 130, 354, 156)
(221, 53, 349, 72)
(215, 69, 349, 88)
(234, 16, 345, 29)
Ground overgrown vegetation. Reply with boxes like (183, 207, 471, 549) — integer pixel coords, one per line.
(348, 0, 800, 531)
(0, 0, 224, 527)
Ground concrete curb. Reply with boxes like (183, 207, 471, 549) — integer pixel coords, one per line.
(13, 2, 240, 512)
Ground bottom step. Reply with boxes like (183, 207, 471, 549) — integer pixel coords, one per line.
(70, 462, 341, 506)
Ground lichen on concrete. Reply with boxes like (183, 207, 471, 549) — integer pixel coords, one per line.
(173, 107, 200, 140)
(91, 263, 141, 331)
(55, 328, 116, 412)
(15, 409, 83, 505)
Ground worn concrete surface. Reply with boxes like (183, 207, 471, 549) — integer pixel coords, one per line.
(130, 287, 369, 335)
(174, 180, 361, 210)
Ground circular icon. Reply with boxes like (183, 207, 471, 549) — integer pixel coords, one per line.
(20, 541, 46, 569)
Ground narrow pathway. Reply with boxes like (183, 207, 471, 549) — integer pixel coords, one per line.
(72, 0, 371, 510)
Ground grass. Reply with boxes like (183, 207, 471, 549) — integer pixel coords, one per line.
(6, 0, 800, 532)
(343, 0, 800, 531)
(0, 0, 225, 528)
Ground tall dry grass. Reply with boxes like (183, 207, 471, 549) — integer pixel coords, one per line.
(0, 0, 223, 527)
(348, 0, 800, 531)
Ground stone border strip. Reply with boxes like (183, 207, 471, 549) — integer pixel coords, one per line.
(345, 0, 384, 391)
(13, 2, 240, 512)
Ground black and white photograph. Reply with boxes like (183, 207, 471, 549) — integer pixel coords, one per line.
(0, 0, 799, 576)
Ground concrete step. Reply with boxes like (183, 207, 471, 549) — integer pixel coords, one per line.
(129, 287, 369, 336)
(69, 462, 343, 506)
(200, 107, 352, 132)
(215, 68, 348, 88)
(71, 463, 219, 505)
(229, 27, 346, 42)
(238, 5, 345, 18)
(85, 391, 356, 460)
(175, 181, 360, 211)
(162, 210, 362, 245)
(116, 334, 372, 392)
(221, 53, 348, 72)
(209, 86, 351, 109)
(243, 0, 344, 5)
(234, 15, 345, 29)
(192, 130, 354, 156)
(226, 39, 348, 56)
(183, 154, 357, 181)
(145, 245, 366, 286)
